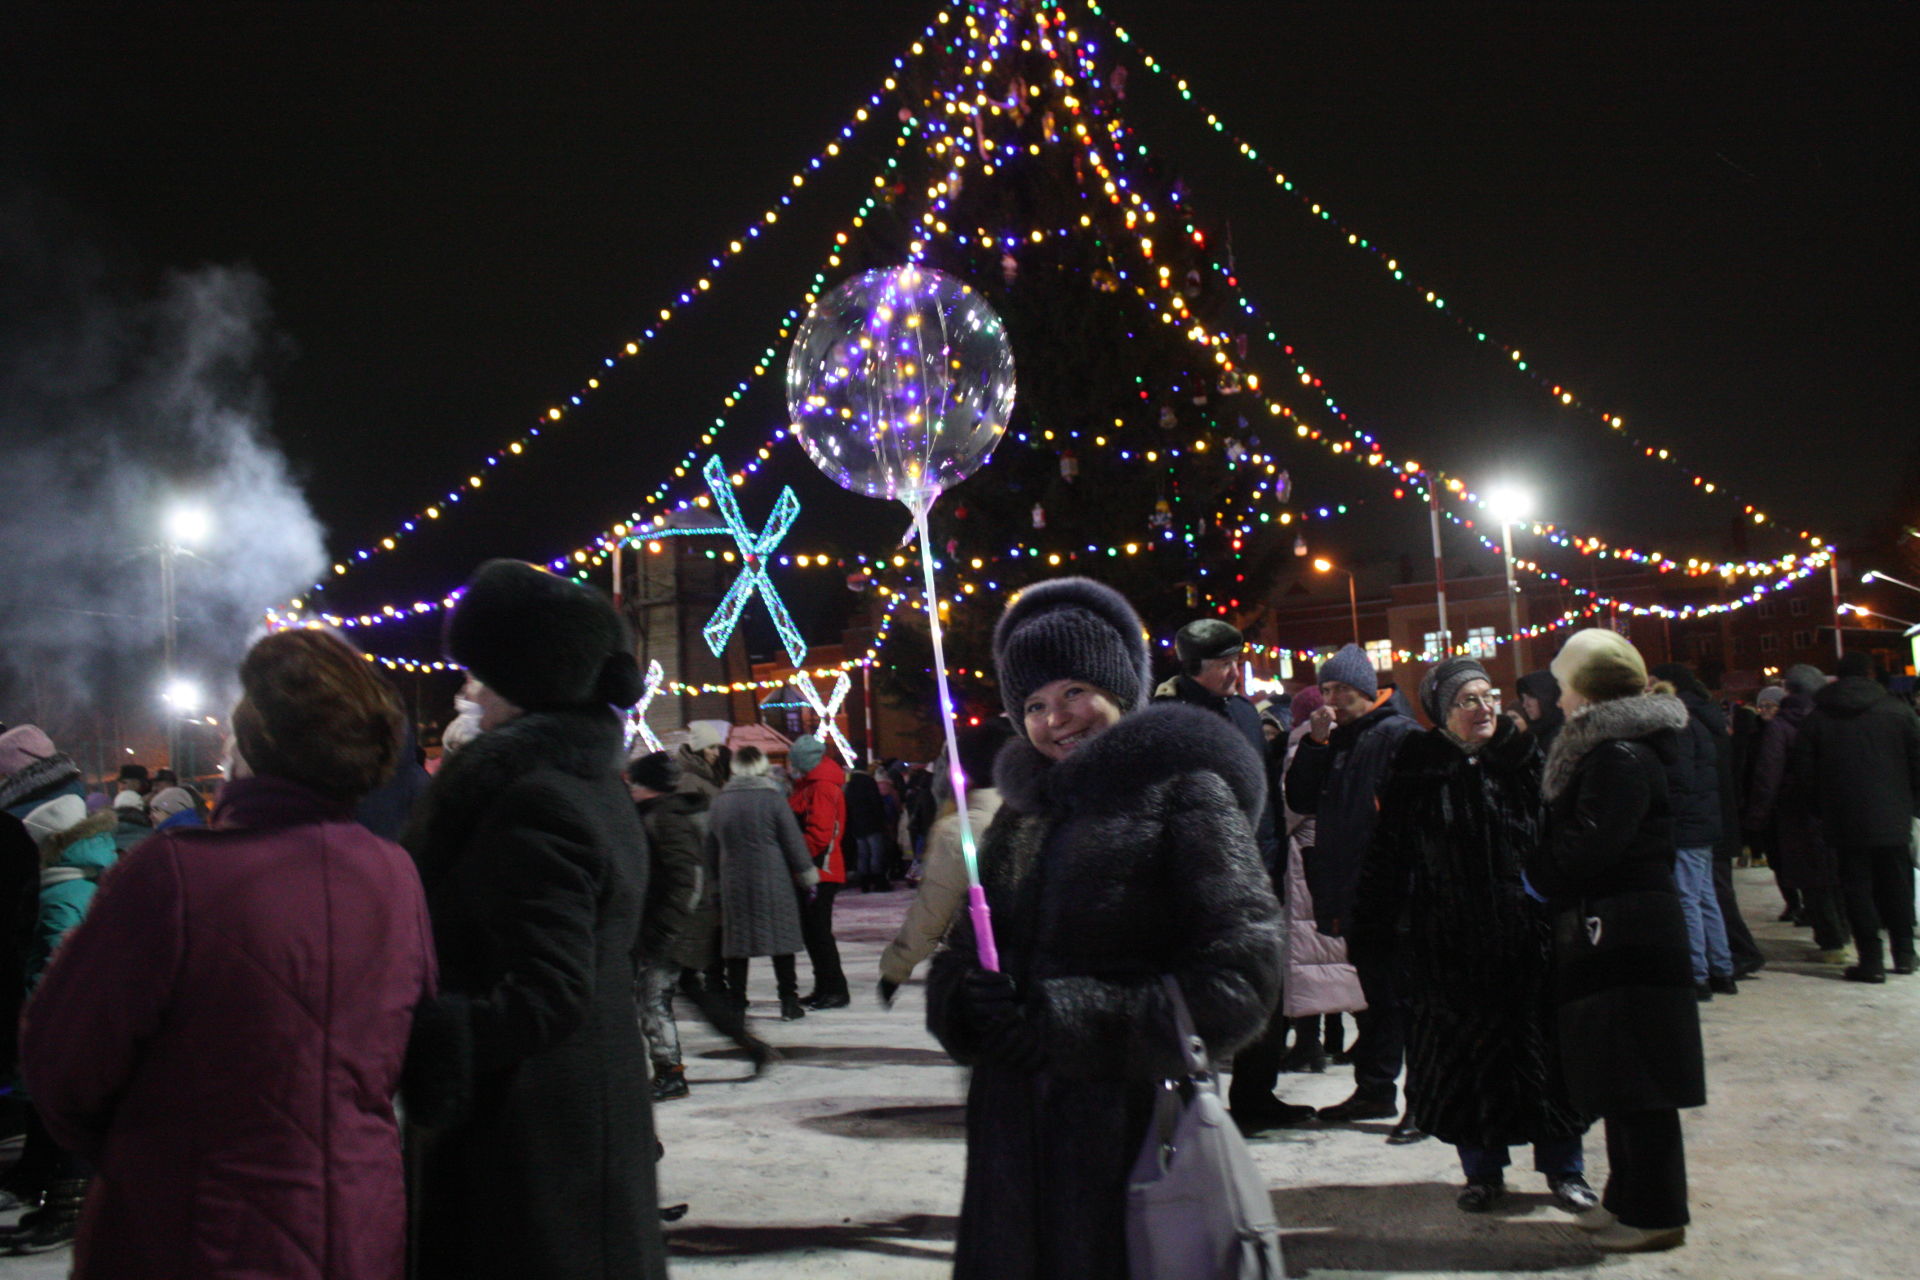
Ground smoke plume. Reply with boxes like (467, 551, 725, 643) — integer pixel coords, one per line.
(0, 186, 326, 766)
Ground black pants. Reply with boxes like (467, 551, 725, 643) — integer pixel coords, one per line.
(1712, 856, 1764, 972)
(1801, 885, 1850, 952)
(1838, 844, 1918, 973)
(797, 883, 848, 998)
(1602, 1108, 1689, 1230)
(1226, 1006, 1289, 1114)
(722, 953, 799, 1005)
(1350, 949, 1405, 1101)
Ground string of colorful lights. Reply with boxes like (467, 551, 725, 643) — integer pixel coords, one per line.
(310, 0, 1841, 695)
(293, 9, 988, 608)
(1078, 0, 1826, 553)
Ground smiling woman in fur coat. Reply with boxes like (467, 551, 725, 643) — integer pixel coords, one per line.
(926, 577, 1283, 1279)
(402, 560, 667, 1280)
(1524, 628, 1705, 1255)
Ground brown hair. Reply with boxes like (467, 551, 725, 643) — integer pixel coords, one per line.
(232, 630, 403, 802)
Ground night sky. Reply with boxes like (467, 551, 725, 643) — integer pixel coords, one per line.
(4, 2, 1915, 667)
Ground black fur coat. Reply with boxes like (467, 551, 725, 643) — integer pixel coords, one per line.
(926, 702, 1283, 1280)
(1353, 721, 1586, 1147)
(402, 707, 666, 1280)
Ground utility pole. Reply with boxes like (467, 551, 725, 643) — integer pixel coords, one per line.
(1428, 480, 1450, 655)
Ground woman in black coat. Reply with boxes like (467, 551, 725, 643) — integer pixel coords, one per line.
(1525, 628, 1704, 1255)
(927, 578, 1283, 1280)
(1353, 657, 1591, 1215)
(402, 561, 667, 1280)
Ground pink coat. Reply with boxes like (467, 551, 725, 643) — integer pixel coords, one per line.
(1280, 725, 1366, 1018)
(20, 774, 437, 1280)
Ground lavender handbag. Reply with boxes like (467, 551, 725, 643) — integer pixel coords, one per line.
(1126, 976, 1285, 1280)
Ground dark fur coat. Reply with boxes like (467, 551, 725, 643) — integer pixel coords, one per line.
(1354, 721, 1586, 1147)
(402, 708, 666, 1280)
(1528, 694, 1705, 1117)
(926, 702, 1283, 1280)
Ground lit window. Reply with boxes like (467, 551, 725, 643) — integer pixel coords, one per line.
(1466, 626, 1498, 659)
(1365, 639, 1394, 671)
(1422, 630, 1451, 660)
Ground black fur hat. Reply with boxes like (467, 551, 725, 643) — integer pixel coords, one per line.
(993, 576, 1151, 728)
(446, 560, 643, 711)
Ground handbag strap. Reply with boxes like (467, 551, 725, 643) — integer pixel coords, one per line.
(1159, 974, 1210, 1078)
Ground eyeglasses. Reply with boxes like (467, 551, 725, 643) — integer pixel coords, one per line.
(1454, 693, 1502, 712)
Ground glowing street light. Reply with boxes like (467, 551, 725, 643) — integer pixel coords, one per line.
(1313, 557, 1360, 645)
(1861, 569, 1920, 598)
(162, 677, 203, 713)
(164, 503, 212, 548)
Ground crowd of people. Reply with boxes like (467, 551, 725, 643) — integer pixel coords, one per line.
(0, 559, 1915, 1275)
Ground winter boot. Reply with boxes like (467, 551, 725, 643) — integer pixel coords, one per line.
(8, 1177, 85, 1254)
(651, 1064, 690, 1103)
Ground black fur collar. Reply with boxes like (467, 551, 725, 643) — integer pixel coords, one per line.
(1542, 692, 1688, 801)
(405, 707, 623, 886)
(1396, 717, 1537, 776)
(994, 701, 1265, 821)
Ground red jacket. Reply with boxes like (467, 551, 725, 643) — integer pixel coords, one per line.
(20, 774, 437, 1280)
(788, 757, 847, 883)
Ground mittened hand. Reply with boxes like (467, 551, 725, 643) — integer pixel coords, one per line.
(962, 968, 1020, 1028)
(982, 1012, 1049, 1072)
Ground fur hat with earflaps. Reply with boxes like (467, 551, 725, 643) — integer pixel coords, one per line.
(446, 560, 643, 711)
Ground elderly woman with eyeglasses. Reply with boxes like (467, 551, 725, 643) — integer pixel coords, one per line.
(1350, 656, 1594, 1218)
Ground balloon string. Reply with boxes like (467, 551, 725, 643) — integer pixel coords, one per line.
(914, 498, 999, 972)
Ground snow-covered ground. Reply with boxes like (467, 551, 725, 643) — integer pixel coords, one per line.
(6, 869, 1916, 1278)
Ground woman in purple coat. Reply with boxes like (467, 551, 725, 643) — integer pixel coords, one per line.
(20, 629, 437, 1279)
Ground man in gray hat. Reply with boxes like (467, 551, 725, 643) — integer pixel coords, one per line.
(1285, 642, 1422, 1138)
(1155, 618, 1307, 1131)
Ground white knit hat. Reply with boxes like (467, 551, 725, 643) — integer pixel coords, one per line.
(25, 794, 87, 846)
(686, 720, 732, 752)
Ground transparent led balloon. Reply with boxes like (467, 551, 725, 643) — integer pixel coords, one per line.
(787, 267, 1015, 512)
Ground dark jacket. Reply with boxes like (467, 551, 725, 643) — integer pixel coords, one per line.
(1527, 694, 1705, 1118)
(1516, 670, 1566, 757)
(402, 708, 666, 1280)
(22, 776, 437, 1280)
(637, 790, 707, 966)
(1657, 686, 1724, 849)
(1284, 699, 1419, 933)
(1790, 676, 1920, 849)
(1154, 674, 1280, 874)
(927, 703, 1282, 1280)
(355, 718, 430, 840)
(843, 768, 890, 841)
(1743, 694, 1837, 890)
(707, 774, 814, 958)
(1353, 720, 1585, 1147)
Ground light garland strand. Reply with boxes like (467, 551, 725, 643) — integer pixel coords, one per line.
(1078, 0, 1825, 551)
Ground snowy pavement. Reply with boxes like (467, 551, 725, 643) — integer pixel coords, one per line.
(5, 869, 1916, 1278)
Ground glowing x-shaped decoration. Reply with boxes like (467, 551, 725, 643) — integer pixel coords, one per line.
(623, 659, 668, 755)
(798, 669, 855, 765)
(700, 455, 807, 667)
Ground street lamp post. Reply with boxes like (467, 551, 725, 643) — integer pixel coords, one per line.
(1313, 558, 1360, 645)
(1486, 486, 1533, 675)
(160, 504, 210, 773)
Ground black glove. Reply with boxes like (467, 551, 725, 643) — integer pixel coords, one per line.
(981, 1010, 1049, 1072)
(877, 978, 900, 1009)
(962, 968, 1020, 1033)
